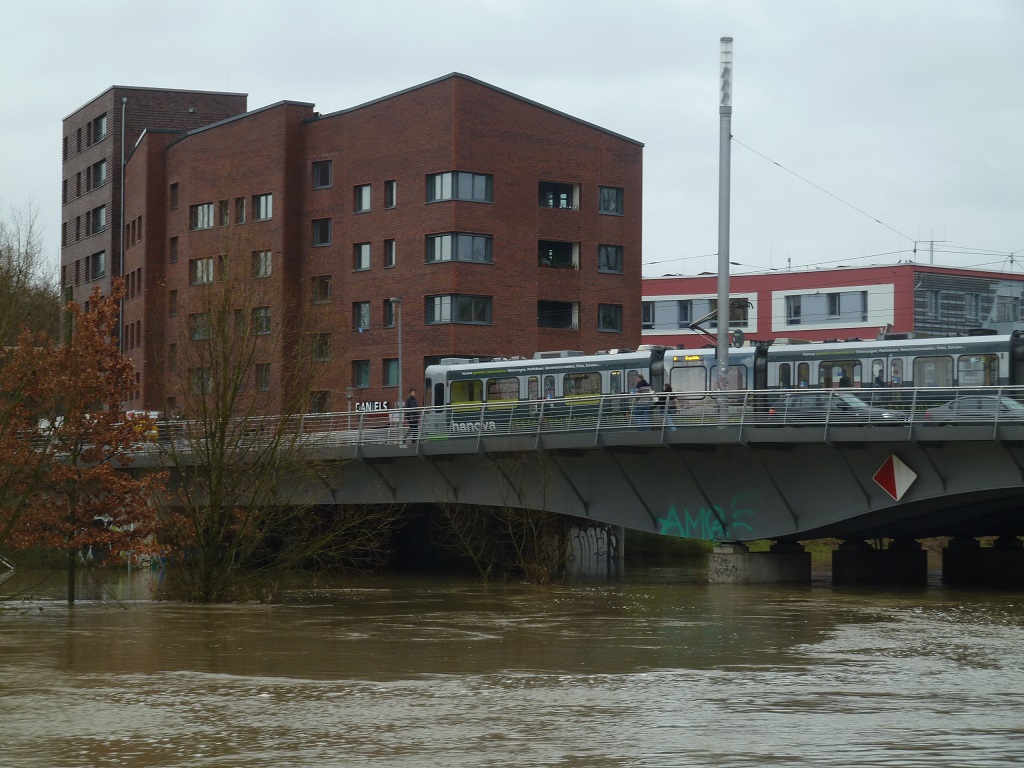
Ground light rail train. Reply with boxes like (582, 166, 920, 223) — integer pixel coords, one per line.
(425, 331, 1024, 416)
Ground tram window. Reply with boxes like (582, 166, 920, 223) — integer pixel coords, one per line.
(627, 370, 640, 392)
(543, 375, 555, 399)
(710, 364, 747, 390)
(779, 363, 792, 389)
(797, 363, 810, 387)
(670, 365, 708, 399)
(871, 359, 885, 387)
(609, 371, 622, 395)
(957, 354, 998, 387)
(564, 372, 601, 396)
(913, 355, 953, 388)
(433, 381, 445, 407)
(890, 359, 904, 386)
(450, 380, 483, 403)
(528, 376, 539, 400)
(818, 360, 862, 388)
(487, 377, 520, 401)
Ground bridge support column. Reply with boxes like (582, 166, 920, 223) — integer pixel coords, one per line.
(567, 522, 623, 578)
(943, 535, 1024, 588)
(832, 538, 927, 585)
(707, 540, 811, 584)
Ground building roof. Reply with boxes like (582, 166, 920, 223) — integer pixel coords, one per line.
(63, 85, 248, 121)
(311, 72, 645, 147)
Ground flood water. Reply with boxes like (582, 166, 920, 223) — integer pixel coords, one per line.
(3, 564, 1024, 768)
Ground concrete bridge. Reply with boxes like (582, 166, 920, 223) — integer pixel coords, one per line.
(137, 387, 1024, 586)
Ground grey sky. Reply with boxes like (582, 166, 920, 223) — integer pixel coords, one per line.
(2, 0, 1022, 278)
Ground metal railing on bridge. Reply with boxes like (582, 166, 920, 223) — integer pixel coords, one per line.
(138, 386, 1024, 455)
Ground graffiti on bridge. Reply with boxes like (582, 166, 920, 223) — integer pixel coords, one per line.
(656, 493, 756, 540)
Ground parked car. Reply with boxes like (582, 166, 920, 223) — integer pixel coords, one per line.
(923, 394, 1024, 424)
(766, 390, 907, 424)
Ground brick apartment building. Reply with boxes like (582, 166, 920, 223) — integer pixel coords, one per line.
(642, 263, 1024, 349)
(66, 74, 643, 415)
(61, 87, 248, 307)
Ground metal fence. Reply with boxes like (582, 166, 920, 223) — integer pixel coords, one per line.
(137, 386, 1024, 455)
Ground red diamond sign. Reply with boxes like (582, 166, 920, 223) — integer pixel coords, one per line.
(874, 454, 917, 501)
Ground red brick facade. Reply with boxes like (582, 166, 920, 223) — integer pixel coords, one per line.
(112, 74, 643, 414)
(61, 87, 248, 306)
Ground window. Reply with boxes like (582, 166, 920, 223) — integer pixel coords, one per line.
(827, 292, 841, 317)
(353, 302, 370, 330)
(312, 275, 332, 303)
(426, 233, 493, 263)
(913, 355, 954, 388)
(538, 240, 577, 269)
(426, 294, 492, 325)
(563, 373, 601, 397)
(188, 313, 211, 341)
(168, 289, 178, 317)
(312, 218, 332, 246)
(88, 159, 107, 190)
(189, 203, 214, 230)
(256, 363, 270, 392)
(385, 179, 397, 208)
(87, 251, 105, 281)
(251, 250, 272, 278)
(235, 197, 246, 223)
(599, 244, 623, 273)
(189, 367, 212, 394)
(313, 160, 333, 189)
(354, 242, 370, 271)
(426, 171, 493, 202)
(166, 237, 178, 265)
(352, 360, 370, 389)
(354, 184, 371, 212)
(312, 333, 331, 362)
(168, 343, 177, 372)
(90, 113, 108, 144)
(87, 205, 107, 235)
(538, 301, 577, 329)
(599, 186, 624, 215)
(996, 295, 1020, 323)
(189, 257, 214, 285)
(539, 181, 577, 209)
(707, 299, 748, 329)
(384, 358, 399, 387)
(642, 300, 691, 330)
(598, 304, 623, 332)
(252, 307, 271, 336)
(309, 391, 331, 413)
(958, 354, 999, 386)
(169, 183, 179, 209)
(385, 239, 396, 268)
(252, 193, 272, 221)
(967, 293, 982, 322)
(786, 295, 802, 325)
(219, 199, 230, 226)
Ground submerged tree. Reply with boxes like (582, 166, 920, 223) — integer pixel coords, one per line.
(157, 231, 402, 602)
(1, 284, 161, 602)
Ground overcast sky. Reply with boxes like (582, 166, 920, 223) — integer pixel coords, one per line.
(2, 0, 1022, 279)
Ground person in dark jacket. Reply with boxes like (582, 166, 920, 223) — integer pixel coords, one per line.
(403, 388, 419, 444)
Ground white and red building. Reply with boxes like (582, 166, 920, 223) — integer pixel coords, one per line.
(642, 263, 1024, 349)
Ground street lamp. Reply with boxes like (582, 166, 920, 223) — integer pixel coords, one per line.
(390, 297, 403, 407)
(345, 386, 354, 430)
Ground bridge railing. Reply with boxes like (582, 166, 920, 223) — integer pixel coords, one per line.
(136, 385, 1024, 453)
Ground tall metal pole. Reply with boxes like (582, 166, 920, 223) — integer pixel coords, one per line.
(716, 37, 733, 391)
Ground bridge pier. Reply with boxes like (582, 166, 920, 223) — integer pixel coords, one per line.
(943, 535, 1024, 588)
(832, 538, 927, 585)
(567, 523, 623, 579)
(707, 540, 811, 584)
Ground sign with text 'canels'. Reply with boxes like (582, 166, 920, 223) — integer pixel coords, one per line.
(873, 454, 917, 501)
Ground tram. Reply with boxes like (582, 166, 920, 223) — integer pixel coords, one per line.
(764, 331, 1024, 390)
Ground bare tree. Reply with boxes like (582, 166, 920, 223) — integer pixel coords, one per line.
(0, 203, 61, 344)
(156, 227, 401, 601)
